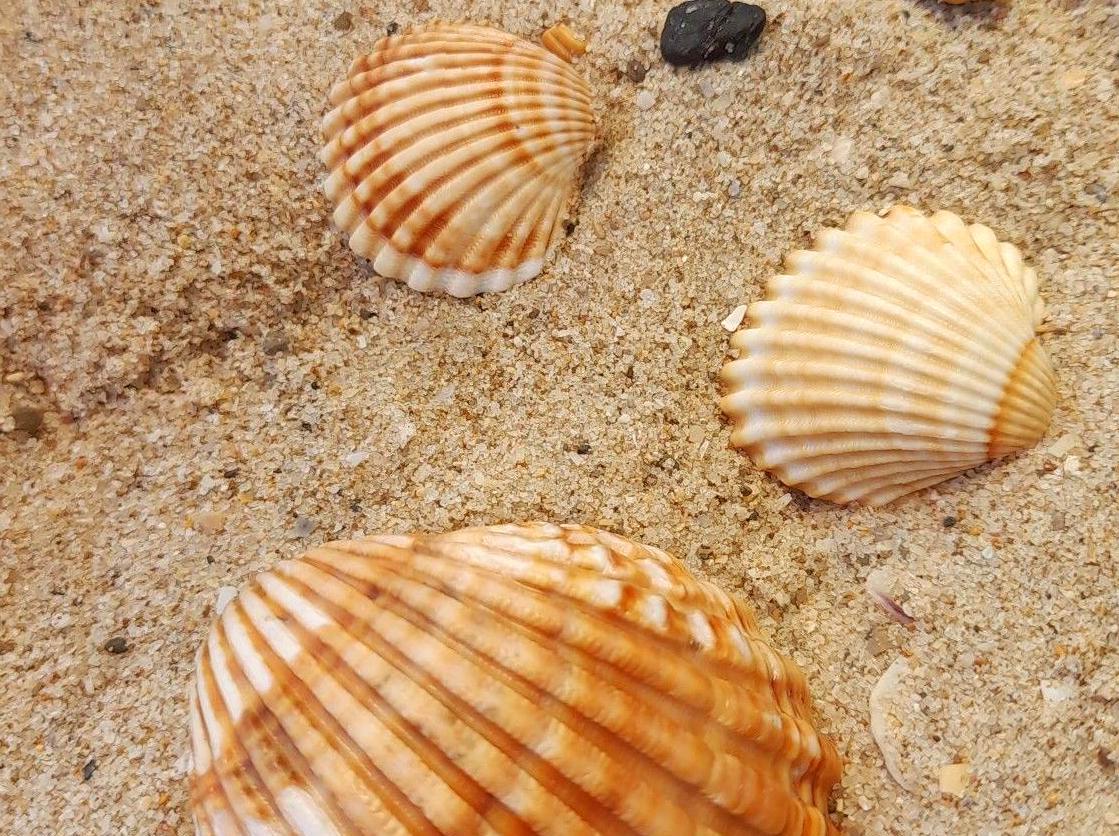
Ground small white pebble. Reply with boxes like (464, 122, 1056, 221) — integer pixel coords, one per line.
(635, 90, 655, 111)
(887, 171, 910, 189)
(215, 586, 238, 615)
(939, 763, 972, 797)
(1040, 679, 1076, 703)
(1063, 455, 1082, 475)
(639, 288, 657, 306)
(830, 136, 854, 166)
(721, 304, 747, 332)
(147, 255, 172, 277)
(343, 450, 369, 468)
(727, 179, 741, 198)
(773, 493, 794, 510)
(290, 516, 317, 538)
(430, 384, 456, 406)
(1046, 433, 1081, 457)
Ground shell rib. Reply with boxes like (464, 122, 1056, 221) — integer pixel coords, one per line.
(321, 23, 597, 297)
(720, 206, 1057, 506)
(189, 522, 842, 836)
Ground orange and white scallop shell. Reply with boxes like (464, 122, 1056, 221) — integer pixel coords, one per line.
(720, 206, 1057, 506)
(321, 24, 597, 297)
(189, 523, 842, 835)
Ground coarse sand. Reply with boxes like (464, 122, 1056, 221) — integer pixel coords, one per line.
(1, 0, 1117, 833)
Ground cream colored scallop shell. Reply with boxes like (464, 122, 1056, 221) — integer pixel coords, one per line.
(321, 24, 596, 297)
(720, 206, 1057, 506)
(190, 523, 842, 835)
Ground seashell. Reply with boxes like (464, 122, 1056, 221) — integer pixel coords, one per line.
(720, 206, 1057, 506)
(190, 522, 842, 835)
(321, 24, 597, 297)
(540, 23, 588, 63)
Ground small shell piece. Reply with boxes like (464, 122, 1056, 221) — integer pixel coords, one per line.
(720, 206, 1057, 506)
(190, 523, 842, 835)
(321, 24, 597, 297)
(541, 23, 588, 62)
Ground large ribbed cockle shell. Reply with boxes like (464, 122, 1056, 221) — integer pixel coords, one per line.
(321, 23, 597, 297)
(189, 522, 842, 835)
(720, 206, 1057, 506)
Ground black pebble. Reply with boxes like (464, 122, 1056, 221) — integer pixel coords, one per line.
(943, 515, 957, 529)
(575, 441, 592, 455)
(82, 758, 97, 781)
(660, 0, 766, 67)
(103, 637, 129, 654)
(386, 21, 400, 35)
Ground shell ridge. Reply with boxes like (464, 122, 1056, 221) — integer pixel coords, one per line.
(418, 535, 750, 638)
(468, 172, 562, 273)
(198, 608, 341, 836)
(728, 405, 994, 446)
(367, 33, 580, 72)
(727, 360, 1006, 424)
(333, 98, 592, 207)
(780, 252, 1031, 356)
(305, 542, 795, 744)
(815, 222, 1033, 334)
(288, 556, 651, 836)
(315, 542, 766, 688)
(336, 81, 594, 148)
(231, 585, 444, 836)
(722, 332, 1008, 406)
(199, 616, 300, 836)
(740, 431, 990, 468)
(866, 216, 1036, 325)
(776, 448, 988, 483)
(988, 338, 1056, 456)
(802, 458, 986, 499)
(402, 136, 587, 269)
(259, 568, 538, 836)
(340, 51, 590, 98)
(397, 540, 834, 783)
(743, 301, 1025, 392)
(296, 551, 816, 835)
(192, 648, 273, 836)
(356, 128, 587, 271)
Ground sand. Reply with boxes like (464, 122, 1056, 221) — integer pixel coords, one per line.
(1, 0, 1117, 833)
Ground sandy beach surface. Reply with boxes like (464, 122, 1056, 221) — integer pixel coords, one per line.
(2, 0, 1117, 833)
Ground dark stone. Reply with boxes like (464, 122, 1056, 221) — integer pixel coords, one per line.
(624, 58, 648, 83)
(261, 329, 289, 355)
(11, 405, 44, 434)
(563, 219, 577, 236)
(575, 441, 592, 455)
(332, 11, 353, 32)
(82, 758, 97, 781)
(942, 515, 957, 529)
(103, 637, 129, 654)
(386, 21, 400, 35)
(660, 0, 765, 67)
(222, 467, 240, 479)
